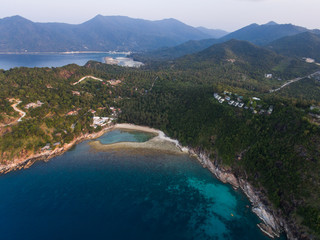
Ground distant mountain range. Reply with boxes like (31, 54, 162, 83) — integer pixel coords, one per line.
(219, 21, 320, 46)
(196, 27, 228, 38)
(0, 15, 211, 52)
(134, 21, 320, 62)
(1, 15, 320, 61)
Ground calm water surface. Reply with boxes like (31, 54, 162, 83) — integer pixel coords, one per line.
(0, 53, 125, 70)
(0, 130, 285, 240)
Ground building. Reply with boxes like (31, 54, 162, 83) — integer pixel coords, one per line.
(25, 100, 44, 109)
(268, 106, 274, 114)
(303, 57, 315, 63)
(252, 97, 261, 101)
(41, 143, 51, 151)
(265, 74, 273, 79)
(91, 117, 114, 128)
(66, 110, 78, 116)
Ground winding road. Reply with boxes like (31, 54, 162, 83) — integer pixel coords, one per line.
(269, 70, 320, 93)
(1, 100, 26, 127)
(73, 76, 104, 85)
(13, 101, 26, 122)
(269, 77, 303, 93)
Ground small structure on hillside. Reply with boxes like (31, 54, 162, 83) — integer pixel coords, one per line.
(66, 110, 78, 116)
(265, 74, 273, 79)
(41, 143, 51, 151)
(303, 57, 315, 63)
(25, 100, 44, 109)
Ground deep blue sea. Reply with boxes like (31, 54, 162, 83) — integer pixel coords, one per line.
(0, 52, 125, 70)
(0, 130, 285, 240)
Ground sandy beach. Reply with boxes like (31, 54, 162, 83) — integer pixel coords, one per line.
(89, 123, 187, 154)
(0, 123, 186, 174)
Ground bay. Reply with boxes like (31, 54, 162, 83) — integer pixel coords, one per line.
(0, 130, 285, 240)
(0, 52, 126, 70)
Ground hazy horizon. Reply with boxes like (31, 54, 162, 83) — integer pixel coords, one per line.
(1, 0, 319, 32)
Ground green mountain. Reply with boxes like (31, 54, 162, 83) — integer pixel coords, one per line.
(0, 15, 211, 52)
(172, 39, 318, 80)
(219, 21, 320, 45)
(267, 32, 320, 62)
(132, 22, 320, 63)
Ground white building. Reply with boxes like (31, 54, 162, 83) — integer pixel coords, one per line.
(92, 117, 114, 128)
(265, 74, 273, 78)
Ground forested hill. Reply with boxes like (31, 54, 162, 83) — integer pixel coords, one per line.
(169, 39, 319, 82)
(0, 15, 210, 52)
(219, 21, 320, 46)
(267, 32, 320, 62)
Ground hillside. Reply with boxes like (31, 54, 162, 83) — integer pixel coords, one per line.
(132, 22, 320, 64)
(171, 39, 319, 82)
(0, 15, 210, 52)
(219, 21, 320, 45)
(267, 32, 320, 62)
(131, 38, 218, 62)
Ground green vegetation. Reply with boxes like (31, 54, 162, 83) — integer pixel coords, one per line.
(267, 32, 320, 62)
(1, 39, 320, 238)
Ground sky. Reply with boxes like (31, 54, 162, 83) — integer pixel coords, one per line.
(1, 0, 319, 32)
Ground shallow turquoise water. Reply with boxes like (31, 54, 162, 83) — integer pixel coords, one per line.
(0, 130, 285, 240)
(98, 129, 155, 144)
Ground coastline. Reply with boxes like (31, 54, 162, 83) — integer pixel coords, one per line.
(89, 124, 185, 154)
(0, 124, 115, 175)
(90, 124, 290, 239)
(0, 123, 292, 239)
(0, 51, 131, 55)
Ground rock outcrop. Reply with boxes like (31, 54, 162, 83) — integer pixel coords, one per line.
(190, 148, 284, 239)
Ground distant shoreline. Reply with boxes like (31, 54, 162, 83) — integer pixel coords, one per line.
(0, 51, 131, 55)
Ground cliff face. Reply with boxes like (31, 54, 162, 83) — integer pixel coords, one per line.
(189, 148, 298, 239)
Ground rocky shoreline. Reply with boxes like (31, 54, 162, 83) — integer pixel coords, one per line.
(189, 148, 299, 240)
(0, 123, 299, 239)
(0, 125, 114, 175)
